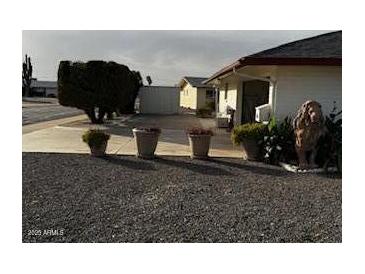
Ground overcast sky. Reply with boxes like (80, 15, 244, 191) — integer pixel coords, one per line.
(22, 30, 330, 85)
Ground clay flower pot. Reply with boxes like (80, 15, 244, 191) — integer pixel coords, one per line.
(133, 127, 161, 159)
(90, 141, 108, 157)
(231, 123, 266, 161)
(241, 138, 259, 160)
(186, 128, 214, 159)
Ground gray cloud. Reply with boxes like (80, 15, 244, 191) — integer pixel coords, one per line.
(22, 30, 330, 85)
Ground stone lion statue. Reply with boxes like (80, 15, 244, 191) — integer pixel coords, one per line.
(293, 100, 325, 169)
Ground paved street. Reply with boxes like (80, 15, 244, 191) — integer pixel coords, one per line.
(22, 103, 83, 125)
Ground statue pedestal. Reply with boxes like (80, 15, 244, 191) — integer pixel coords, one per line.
(279, 162, 337, 173)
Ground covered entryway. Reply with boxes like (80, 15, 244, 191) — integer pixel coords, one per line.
(241, 80, 269, 123)
(138, 86, 179, 114)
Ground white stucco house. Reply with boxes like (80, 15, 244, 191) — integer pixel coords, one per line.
(204, 31, 342, 125)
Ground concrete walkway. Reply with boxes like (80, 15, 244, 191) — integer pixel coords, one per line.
(22, 114, 243, 158)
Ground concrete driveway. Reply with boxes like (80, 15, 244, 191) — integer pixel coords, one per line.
(22, 114, 243, 158)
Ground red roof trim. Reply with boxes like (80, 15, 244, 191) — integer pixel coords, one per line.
(203, 61, 242, 84)
(241, 57, 342, 66)
(204, 57, 342, 83)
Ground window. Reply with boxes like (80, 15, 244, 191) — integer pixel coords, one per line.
(206, 89, 214, 99)
(224, 83, 228, 100)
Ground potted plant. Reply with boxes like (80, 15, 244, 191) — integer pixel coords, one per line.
(132, 127, 161, 159)
(186, 127, 214, 159)
(231, 123, 266, 160)
(82, 129, 110, 157)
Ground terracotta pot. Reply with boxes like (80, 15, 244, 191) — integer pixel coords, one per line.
(89, 141, 107, 157)
(133, 128, 160, 159)
(188, 134, 212, 159)
(241, 138, 259, 160)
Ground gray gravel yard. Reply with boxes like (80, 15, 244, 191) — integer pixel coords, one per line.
(22, 153, 341, 243)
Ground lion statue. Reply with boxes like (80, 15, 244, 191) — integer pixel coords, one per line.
(293, 100, 326, 169)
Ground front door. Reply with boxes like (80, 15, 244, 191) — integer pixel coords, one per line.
(241, 80, 269, 123)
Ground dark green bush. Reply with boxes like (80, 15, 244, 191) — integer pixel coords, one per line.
(231, 123, 267, 145)
(58, 60, 142, 124)
(82, 129, 110, 148)
(260, 116, 296, 165)
(316, 104, 342, 171)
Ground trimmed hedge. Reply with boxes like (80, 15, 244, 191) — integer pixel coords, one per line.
(58, 60, 142, 123)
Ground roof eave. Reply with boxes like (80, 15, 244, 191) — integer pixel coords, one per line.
(241, 57, 342, 66)
(204, 57, 342, 84)
(203, 60, 243, 84)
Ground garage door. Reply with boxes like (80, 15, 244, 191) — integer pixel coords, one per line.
(138, 86, 179, 114)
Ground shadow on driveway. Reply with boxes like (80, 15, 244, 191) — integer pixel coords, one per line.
(100, 155, 156, 171)
(206, 158, 286, 177)
(100, 155, 285, 177)
(155, 157, 233, 176)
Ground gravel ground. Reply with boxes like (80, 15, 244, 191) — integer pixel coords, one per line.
(23, 153, 341, 243)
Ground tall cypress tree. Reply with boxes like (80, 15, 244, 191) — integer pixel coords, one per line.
(22, 54, 33, 97)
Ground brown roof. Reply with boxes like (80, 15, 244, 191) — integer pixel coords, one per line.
(204, 31, 342, 83)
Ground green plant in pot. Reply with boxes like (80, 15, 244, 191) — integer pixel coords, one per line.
(231, 123, 267, 160)
(82, 129, 110, 157)
(132, 127, 161, 159)
(186, 127, 214, 159)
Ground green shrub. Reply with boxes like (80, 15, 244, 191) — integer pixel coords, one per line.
(231, 123, 267, 145)
(58, 60, 142, 124)
(186, 127, 214, 136)
(316, 104, 342, 171)
(82, 129, 110, 148)
(261, 116, 296, 165)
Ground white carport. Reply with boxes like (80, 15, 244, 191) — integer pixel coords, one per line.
(138, 86, 180, 114)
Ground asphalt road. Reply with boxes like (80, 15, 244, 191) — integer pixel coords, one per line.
(22, 103, 83, 125)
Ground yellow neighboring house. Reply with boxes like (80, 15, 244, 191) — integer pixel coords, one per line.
(179, 76, 215, 110)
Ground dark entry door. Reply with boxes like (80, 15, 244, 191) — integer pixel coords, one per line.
(241, 80, 269, 123)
